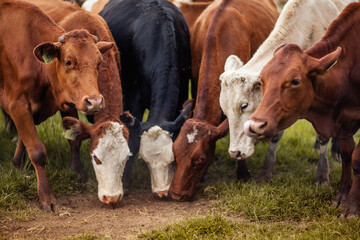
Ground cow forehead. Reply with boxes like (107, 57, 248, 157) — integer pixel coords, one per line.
(91, 122, 129, 159)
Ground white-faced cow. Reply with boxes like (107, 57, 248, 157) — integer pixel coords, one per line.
(245, 2, 360, 219)
(169, 0, 278, 201)
(219, 0, 355, 184)
(0, 0, 113, 211)
(99, 0, 192, 198)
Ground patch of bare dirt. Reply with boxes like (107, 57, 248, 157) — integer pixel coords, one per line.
(1, 189, 211, 240)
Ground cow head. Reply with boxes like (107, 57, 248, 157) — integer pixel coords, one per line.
(62, 117, 130, 204)
(244, 44, 341, 140)
(120, 104, 192, 198)
(33, 30, 114, 115)
(170, 118, 228, 201)
(220, 55, 263, 160)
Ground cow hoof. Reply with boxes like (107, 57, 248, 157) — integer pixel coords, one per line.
(40, 203, 58, 212)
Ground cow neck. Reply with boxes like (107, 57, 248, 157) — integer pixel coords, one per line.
(93, 49, 123, 124)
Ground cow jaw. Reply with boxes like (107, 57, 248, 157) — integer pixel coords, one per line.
(91, 122, 129, 204)
(140, 126, 174, 196)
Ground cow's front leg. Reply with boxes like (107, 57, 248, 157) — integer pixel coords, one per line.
(340, 140, 360, 219)
(10, 102, 57, 212)
(314, 137, 330, 186)
(333, 137, 354, 208)
(13, 137, 26, 169)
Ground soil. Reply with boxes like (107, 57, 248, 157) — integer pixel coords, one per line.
(1, 189, 211, 240)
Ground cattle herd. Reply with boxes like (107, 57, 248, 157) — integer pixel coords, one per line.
(1, 0, 360, 219)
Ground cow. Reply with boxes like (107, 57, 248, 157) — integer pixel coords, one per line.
(99, 0, 192, 198)
(244, 2, 360, 219)
(169, 0, 278, 201)
(219, 0, 355, 185)
(0, 0, 114, 211)
(18, 0, 130, 205)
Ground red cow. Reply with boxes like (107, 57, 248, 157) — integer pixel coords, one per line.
(0, 0, 113, 211)
(169, 0, 278, 201)
(245, 3, 360, 218)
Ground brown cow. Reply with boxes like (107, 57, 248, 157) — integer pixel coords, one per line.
(244, 2, 360, 218)
(169, 0, 278, 201)
(0, 0, 113, 211)
(17, 0, 129, 205)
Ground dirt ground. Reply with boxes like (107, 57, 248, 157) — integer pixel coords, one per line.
(1, 189, 211, 240)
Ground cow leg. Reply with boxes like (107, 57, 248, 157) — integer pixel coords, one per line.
(314, 137, 330, 186)
(333, 137, 354, 208)
(340, 140, 360, 219)
(256, 131, 283, 183)
(60, 110, 87, 183)
(13, 137, 26, 169)
(10, 102, 57, 211)
(237, 160, 251, 182)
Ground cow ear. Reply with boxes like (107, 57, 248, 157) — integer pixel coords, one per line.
(120, 112, 141, 128)
(97, 41, 114, 55)
(224, 55, 244, 72)
(308, 47, 341, 77)
(33, 42, 61, 64)
(62, 117, 91, 141)
(210, 119, 229, 141)
(162, 103, 192, 134)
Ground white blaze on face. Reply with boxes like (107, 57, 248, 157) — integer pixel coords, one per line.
(187, 126, 198, 143)
(82, 0, 99, 11)
(220, 64, 262, 159)
(140, 126, 174, 193)
(91, 122, 130, 202)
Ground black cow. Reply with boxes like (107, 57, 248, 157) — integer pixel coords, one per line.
(100, 0, 193, 197)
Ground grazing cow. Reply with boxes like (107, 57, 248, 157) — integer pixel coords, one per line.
(169, 0, 278, 201)
(100, 0, 192, 197)
(21, 0, 130, 205)
(0, 0, 113, 211)
(219, 0, 355, 184)
(244, 2, 360, 219)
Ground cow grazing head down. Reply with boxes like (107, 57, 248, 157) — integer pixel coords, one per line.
(170, 118, 228, 201)
(33, 30, 114, 114)
(244, 44, 341, 140)
(220, 55, 262, 160)
(120, 104, 192, 198)
(62, 117, 130, 204)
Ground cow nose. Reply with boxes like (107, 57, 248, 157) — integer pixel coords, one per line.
(102, 194, 122, 204)
(155, 190, 169, 199)
(229, 150, 243, 160)
(244, 120, 267, 137)
(84, 96, 104, 113)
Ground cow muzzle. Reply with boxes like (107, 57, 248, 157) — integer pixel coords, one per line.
(102, 194, 122, 204)
(80, 95, 105, 114)
(243, 119, 268, 139)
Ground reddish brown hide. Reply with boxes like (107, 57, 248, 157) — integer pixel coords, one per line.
(0, 0, 113, 211)
(246, 3, 360, 218)
(169, 0, 278, 201)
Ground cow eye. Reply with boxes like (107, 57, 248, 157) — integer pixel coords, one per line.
(65, 60, 72, 67)
(240, 102, 248, 112)
(92, 154, 102, 165)
(290, 79, 300, 86)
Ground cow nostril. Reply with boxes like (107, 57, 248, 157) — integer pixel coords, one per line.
(236, 151, 241, 159)
(259, 121, 267, 129)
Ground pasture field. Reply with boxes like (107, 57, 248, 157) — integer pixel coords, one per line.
(0, 111, 360, 239)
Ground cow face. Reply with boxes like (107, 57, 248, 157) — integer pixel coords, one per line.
(62, 117, 130, 204)
(33, 30, 114, 115)
(244, 44, 341, 140)
(220, 55, 262, 160)
(170, 119, 228, 201)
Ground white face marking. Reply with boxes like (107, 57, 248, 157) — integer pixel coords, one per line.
(140, 126, 174, 193)
(91, 122, 130, 202)
(82, 0, 99, 11)
(187, 127, 198, 143)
